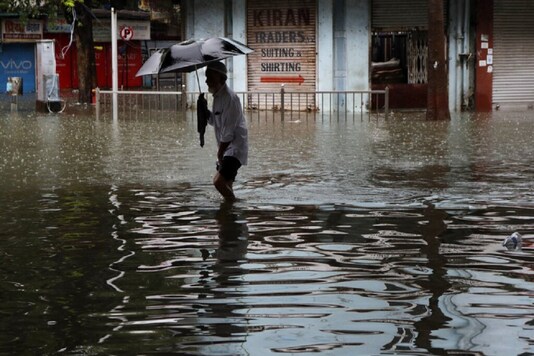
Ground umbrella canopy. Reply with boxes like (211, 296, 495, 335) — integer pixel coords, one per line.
(135, 37, 253, 148)
(135, 48, 167, 77)
(135, 37, 253, 77)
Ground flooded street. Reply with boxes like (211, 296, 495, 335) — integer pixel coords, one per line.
(1, 107, 533, 355)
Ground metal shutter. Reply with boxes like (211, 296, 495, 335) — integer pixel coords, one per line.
(247, 0, 317, 110)
(493, 0, 534, 108)
(372, 0, 428, 31)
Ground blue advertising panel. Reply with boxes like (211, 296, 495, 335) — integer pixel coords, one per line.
(0, 43, 35, 93)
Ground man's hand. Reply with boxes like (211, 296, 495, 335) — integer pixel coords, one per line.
(197, 93, 208, 112)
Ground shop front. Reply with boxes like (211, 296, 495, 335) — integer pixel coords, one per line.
(0, 19, 42, 94)
(246, 0, 317, 110)
(491, 0, 534, 111)
(44, 15, 149, 90)
(371, 0, 430, 109)
(92, 17, 149, 89)
(45, 18, 78, 90)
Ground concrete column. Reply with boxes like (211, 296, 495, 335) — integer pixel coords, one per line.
(184, 0, 225, 93)
(232, 0, 248, 92)
(317, 0, 334, 93)
(448, 0, 458, 112)
(346, 0, 370, 111)
(427, 0, 450, 120)
(346, 0, 370, 91)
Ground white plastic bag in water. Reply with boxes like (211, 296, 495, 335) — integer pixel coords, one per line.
(502, 232, 522, 250)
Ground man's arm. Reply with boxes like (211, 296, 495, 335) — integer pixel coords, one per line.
(217, 141, 231, 163)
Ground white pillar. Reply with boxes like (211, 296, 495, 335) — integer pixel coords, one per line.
(317, 0, 334, 92)
(232, 0, 247, 93)
(346, 0, 370, 91)
(184, 0, 225, 93)
(111, 8, 118, 121)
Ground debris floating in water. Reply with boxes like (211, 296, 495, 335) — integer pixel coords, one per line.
(502, 232, 522, 250)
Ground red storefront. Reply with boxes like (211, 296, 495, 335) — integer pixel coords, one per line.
(94, 41, 143, 89)
(45, 32, 79, 89)
(45, 15, 148, 90)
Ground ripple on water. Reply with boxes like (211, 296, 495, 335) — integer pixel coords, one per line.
(2, 182, 534, 355)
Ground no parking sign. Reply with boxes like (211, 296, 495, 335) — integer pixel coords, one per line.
(120, 26, 133, 41)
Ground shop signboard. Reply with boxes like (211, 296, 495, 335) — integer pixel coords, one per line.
(93, 20, 150, 42)
(2, 19, 43, 42)
(247, 0, 316, 110)
(45, 18, 73, 33)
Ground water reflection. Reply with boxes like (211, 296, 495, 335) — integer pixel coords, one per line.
(413, 204, 452, 355)
(193, 202, 250, 354)
(1, 110, 534, 354)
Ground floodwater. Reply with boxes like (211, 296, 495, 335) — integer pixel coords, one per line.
(1, 104, 533, 355)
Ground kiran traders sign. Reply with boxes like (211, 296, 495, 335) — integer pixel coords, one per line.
(2, 19, 43, 42)
(247, 0, 316, 109)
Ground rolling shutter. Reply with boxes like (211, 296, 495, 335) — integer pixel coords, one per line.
(372, 0, 428, 31)
(247, 0, 316, 110)
(493, 0, 534, 108)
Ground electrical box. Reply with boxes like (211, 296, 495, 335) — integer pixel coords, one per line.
(35, 40, 57, 103)
(43, 74, 60, 102)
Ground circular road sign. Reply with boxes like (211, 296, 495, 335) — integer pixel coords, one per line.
(120, 26, 134, 41)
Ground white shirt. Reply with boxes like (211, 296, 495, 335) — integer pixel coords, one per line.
(208, 84, 248, 165)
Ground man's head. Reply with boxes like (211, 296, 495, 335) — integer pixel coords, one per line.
(205, 61, 227, 94)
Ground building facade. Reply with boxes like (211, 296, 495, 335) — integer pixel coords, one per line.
(183, 0, 534, 112)
(183, 0, 370, 111)
(474, 0, 534, 111)
(0, 8, 164, 96)
(1, 1, 533, 112)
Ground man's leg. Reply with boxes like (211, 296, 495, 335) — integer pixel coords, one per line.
(214, 157, 241, 200)
(213, 172, 235, 200)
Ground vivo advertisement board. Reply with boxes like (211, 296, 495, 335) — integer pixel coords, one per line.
(0, 44, 36, 93)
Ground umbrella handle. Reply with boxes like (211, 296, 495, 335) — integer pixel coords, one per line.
(195, 65, 202, 93)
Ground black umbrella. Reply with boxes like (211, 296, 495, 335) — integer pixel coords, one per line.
(197, 93, 209, 147)
(135, 48, 167, 77)
(136, 37, 253, 147)
(136, 37, 253, 89)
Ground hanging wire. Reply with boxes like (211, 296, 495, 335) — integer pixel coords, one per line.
(60, 8, 77, 59)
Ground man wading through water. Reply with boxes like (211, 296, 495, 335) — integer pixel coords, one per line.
(198, 61, 248, 201)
